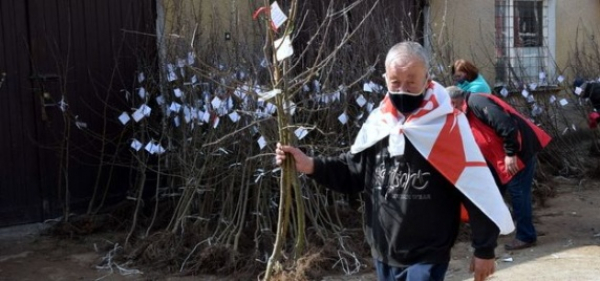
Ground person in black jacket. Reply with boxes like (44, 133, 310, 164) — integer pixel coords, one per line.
(276, 42, 513, 281)
(446, 86, 551, 251)
(575, 80, 600, 154)
(581, 81, 600, 128)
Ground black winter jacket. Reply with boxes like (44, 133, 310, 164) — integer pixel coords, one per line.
(310, 137, 499, 267)
(466, 93, 543, 162)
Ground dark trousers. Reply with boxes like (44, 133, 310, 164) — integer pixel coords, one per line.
(490, 156, 538, 243)
(504, 156, 538, 243)
(374, 259, 448, 281)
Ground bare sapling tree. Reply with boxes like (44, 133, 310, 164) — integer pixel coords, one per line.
(61, 0, 430, 278)
(254, 0, 379, 279)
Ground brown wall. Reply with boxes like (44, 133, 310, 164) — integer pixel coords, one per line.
(157, 0, 263, 65)
(428, 0, 600, 85)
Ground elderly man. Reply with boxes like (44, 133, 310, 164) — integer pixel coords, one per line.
(276, 42, 514, 281)
(446, 86, 551, 252)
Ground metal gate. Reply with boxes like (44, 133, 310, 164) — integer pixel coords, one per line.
(0, 0, 156, 227)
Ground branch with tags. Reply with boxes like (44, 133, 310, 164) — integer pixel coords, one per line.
(255, 1, 305, 281)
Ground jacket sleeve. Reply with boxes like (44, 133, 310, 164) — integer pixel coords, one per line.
(309, 151, 367, 194)
(469, 95, 520, 156)
(460, 192, 500, 259)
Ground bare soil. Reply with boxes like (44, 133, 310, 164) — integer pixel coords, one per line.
(1, 178, 599, 281)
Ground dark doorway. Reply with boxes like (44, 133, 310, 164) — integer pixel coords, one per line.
(0, 0, 156, 227)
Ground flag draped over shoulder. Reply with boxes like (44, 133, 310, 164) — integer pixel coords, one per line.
(351, 81, 515, 235)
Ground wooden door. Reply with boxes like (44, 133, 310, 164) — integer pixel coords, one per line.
(0, 0, 156, 227)
(0, 0, 44, 226)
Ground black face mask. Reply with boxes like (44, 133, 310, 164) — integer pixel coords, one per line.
(389, 93, 425, 114)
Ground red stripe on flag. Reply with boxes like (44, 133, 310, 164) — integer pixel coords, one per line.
(427, 114, 465, 183)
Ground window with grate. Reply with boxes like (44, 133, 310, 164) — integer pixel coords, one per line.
(495, 0, 552, 88)
(514, 1, 544, 47)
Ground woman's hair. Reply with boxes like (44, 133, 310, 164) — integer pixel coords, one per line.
(452, 59, 479, 82)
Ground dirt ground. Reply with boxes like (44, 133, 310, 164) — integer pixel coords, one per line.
(1, 177, 599, 281)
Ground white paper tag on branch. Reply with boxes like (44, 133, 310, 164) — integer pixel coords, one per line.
(132, 109, 145, 122)
(559, 98, 569, 106)
(145, 142, 155, 154)
(168, 71, 177, 82)
(338, 112, 349, 124)
(202, 111, 211, 123)
(265, 103, 277, 115)
(549, 95, 557, 103)
(131, 139, 143, 151)
(294, 127, 309, 140)
(257, 136, 267, 150)
(532, 104, 543, 116)
(529, 83, 538, 91)
(500, 87, 509, 97)
(332, 91, 341, 102)
(211, 96, 222, 109)
(270, 1, 288, 29)
(356, 94, 367, 107)
(313, 80, 321, 93)
(370, 82, 383, 93)
(321, 94, 331, 104)
(187, 52, 195, 65)
(258, 89, 281, 101)
(151, 143, 165, 155)
(274, 35, 293, 61)
(167, 64, 177, 81)
(174, 88, 183, 98)
(177, 58, 186, 68)
(521, 89, 529, 98)
(156, 95, 165, 105)
(226, 97, 234, 111)
(119, 112, 131, 125)
(190, 108, 198, 121)
(170, 102, 182, 113)
(228, 111, 240, 123)
(260, 58, 268, 68)
(75, 120, 87, 130)
(142, 104, 151, 116)
(132, 104, 151, 122)
(138, 72, 145, 83)
(527, 95, 535, 103)
(183, 107, 192, 123)
(367, 102, 375, 113)
(157, 144, 166, 154)
(363, 82, 373, 92)
(575, 87, 583, 95)
(138, 87, 146, 99)
(557, 75, 565, 83)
